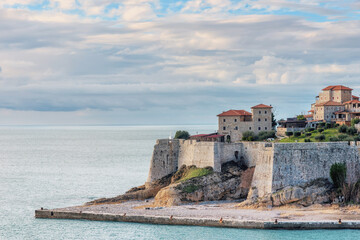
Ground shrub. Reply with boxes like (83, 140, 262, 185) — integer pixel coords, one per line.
(338, 134, 348, 141)
(351, 118, 360, 126)
(306, 128, 315, 132)
(335, 123, 340, 127)
(330, 163, 347, 188)
(339, 125, 348, 133)
(305, 132, 312, 137)
(347, 127, 358, 136)
(325, 123, 332, 129)
(258, 131, 276, 141)
(318, 128, 324, 133)
(285, 131, 293, 136)
(329, 137, 339, 142)
(183, 184, 200, 193)
(354, 136, 360, 141)
(242, 131, 256, 141)
(294, 131, 301, 137)
(313, 130, 318, 133)
(315, 134, 325, 141)
(319, 122, 326, 127)
(304, 138, 311, 142)
(174, 130, 190, 139)
(297, 115, 306, 121)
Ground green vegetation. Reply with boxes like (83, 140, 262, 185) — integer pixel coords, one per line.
(272, 113, 277, 128)
(279, 126, 359, 143)
(178, 167, 213, 182)
(242, 131, 276, 141)
(351, 118, 360, 126)
(294, 131, 301, 137)
(330, 163, 347, 188)
(297, 115, 306, 121)
(174, 130, 190, 140)
(182, 184, 200, 193)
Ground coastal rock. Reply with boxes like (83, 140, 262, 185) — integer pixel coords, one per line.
(154, 162, 254, 206)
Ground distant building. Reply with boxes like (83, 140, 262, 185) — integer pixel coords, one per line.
(310, 85, 360, 125)
(217, 104, 273, 142)
(277, 118, 307, 136)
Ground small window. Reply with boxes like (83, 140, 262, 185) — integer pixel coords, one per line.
(234, 126, 238, 130)
(223, 126, 226, 130)
(265, 111, 267, 114)
(258, 127, 261, 130)
(223, 119, 226, 122)
(249, 127, 252, 130)
(234, 119, 237, 122)
(265, 127, 268, 130)
(258, 118, 261, 122)
(265, 118, 267, 121)
(259, 111, 261, 114)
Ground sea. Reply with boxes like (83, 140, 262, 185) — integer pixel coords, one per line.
(0, 125, 359, 240)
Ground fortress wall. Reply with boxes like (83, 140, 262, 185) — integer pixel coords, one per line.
(146, 139, 180, 184)
(271, 142, 360, 192)
(178, 141, 219, 171)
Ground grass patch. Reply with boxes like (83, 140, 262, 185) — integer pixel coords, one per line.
(182, 184, 200, 193)
(279, 128, 357, 143)
(178, 167, 213, 182)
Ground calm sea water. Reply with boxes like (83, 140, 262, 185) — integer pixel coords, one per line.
(0, 125, 359, 240)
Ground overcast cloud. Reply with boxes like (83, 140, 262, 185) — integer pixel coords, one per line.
(0, 0, 360, 125)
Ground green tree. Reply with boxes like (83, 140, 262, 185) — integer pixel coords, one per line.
(297, 115, 306, 121)
(174, 130, 190, 140)
(351, 118, 360, 127)
(271, 113, 277, 128)
(330, 163, 347, 188)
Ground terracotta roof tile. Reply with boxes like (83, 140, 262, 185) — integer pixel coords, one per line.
(315, 101, 344, 107)
(344, 100, 360, 104)
(217, 110, 252, 117)
(304, 114, 313, 118)
(251, 104, 272, 109)
(322, 85, 353, 91)
(352, 95, 359, 100)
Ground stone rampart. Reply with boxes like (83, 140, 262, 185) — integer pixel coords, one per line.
(146, 139, 360, 199)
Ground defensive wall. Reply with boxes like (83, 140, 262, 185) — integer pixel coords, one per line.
(146, 139, 360, 198)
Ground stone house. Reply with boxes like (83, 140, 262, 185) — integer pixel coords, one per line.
(217, 104, 272, 142)
(311, 85, 360, 125)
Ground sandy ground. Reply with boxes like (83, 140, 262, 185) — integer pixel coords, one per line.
(55, 200, 360, 222)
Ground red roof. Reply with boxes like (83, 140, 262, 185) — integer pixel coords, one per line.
(207, 134, 224, 138)
(308, 110, 314, 113)
(190, 134, 210, 138)
(251, 104, 272, 109)
(344, 100, 360, 104)
(217, 110, 252, 117)
(304, 114, 313, 118)
(322, 85, 353, 91)
(315, 101, 344, 107)
(353, 95, 359, 100)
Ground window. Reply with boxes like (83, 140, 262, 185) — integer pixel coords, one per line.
(249, 127, 252, 130)
(223, 126, 226, 130)
(258, 127, 261, 130)
(265, 118, 267, 121)
(259, 111, 261, 114)
(223, 119, 226, 122)
(234, 126, 238, 130)
(265, 111, 267, 114)
(258, 118, 261, 122)
(265, 127, 267, 130)
(234, 119, 237, 122)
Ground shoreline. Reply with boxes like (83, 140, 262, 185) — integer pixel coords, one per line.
(35, 200, 360, 230)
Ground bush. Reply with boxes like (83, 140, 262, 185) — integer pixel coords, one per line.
(294, 131, 301, 137)
(354, 136, 360, 141)
(339, 125, 348, 133)
(347, 126, 358, 136)
(306, 128, 315, 132)
(335, 123, 340, 127)
(242, 131, 256, 141)
(329, 137, 339, 142)
(285, 131, 293, 136)
(330, 163, 347, 188)
(351, 118, 360, 126)
(297, 115, 306, 121)
(318, 128, 324, 133)
(304, 138, 311, 142)
(325, 123, 332, 129)
(305, 132, 312, 137)
(258, 131, 276, 141)
(314, 134, 325, 141)
(174, 130, 190, 139)
(338, 134, 349, 141)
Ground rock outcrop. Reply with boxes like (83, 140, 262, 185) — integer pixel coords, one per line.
(154, 162, 255, 206)
(239, 178, 333, 208)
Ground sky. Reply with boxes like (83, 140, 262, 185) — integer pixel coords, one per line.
(0, 0, 360, 125)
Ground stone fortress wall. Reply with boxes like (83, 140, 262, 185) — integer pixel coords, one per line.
(146, 139, 360, 198)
